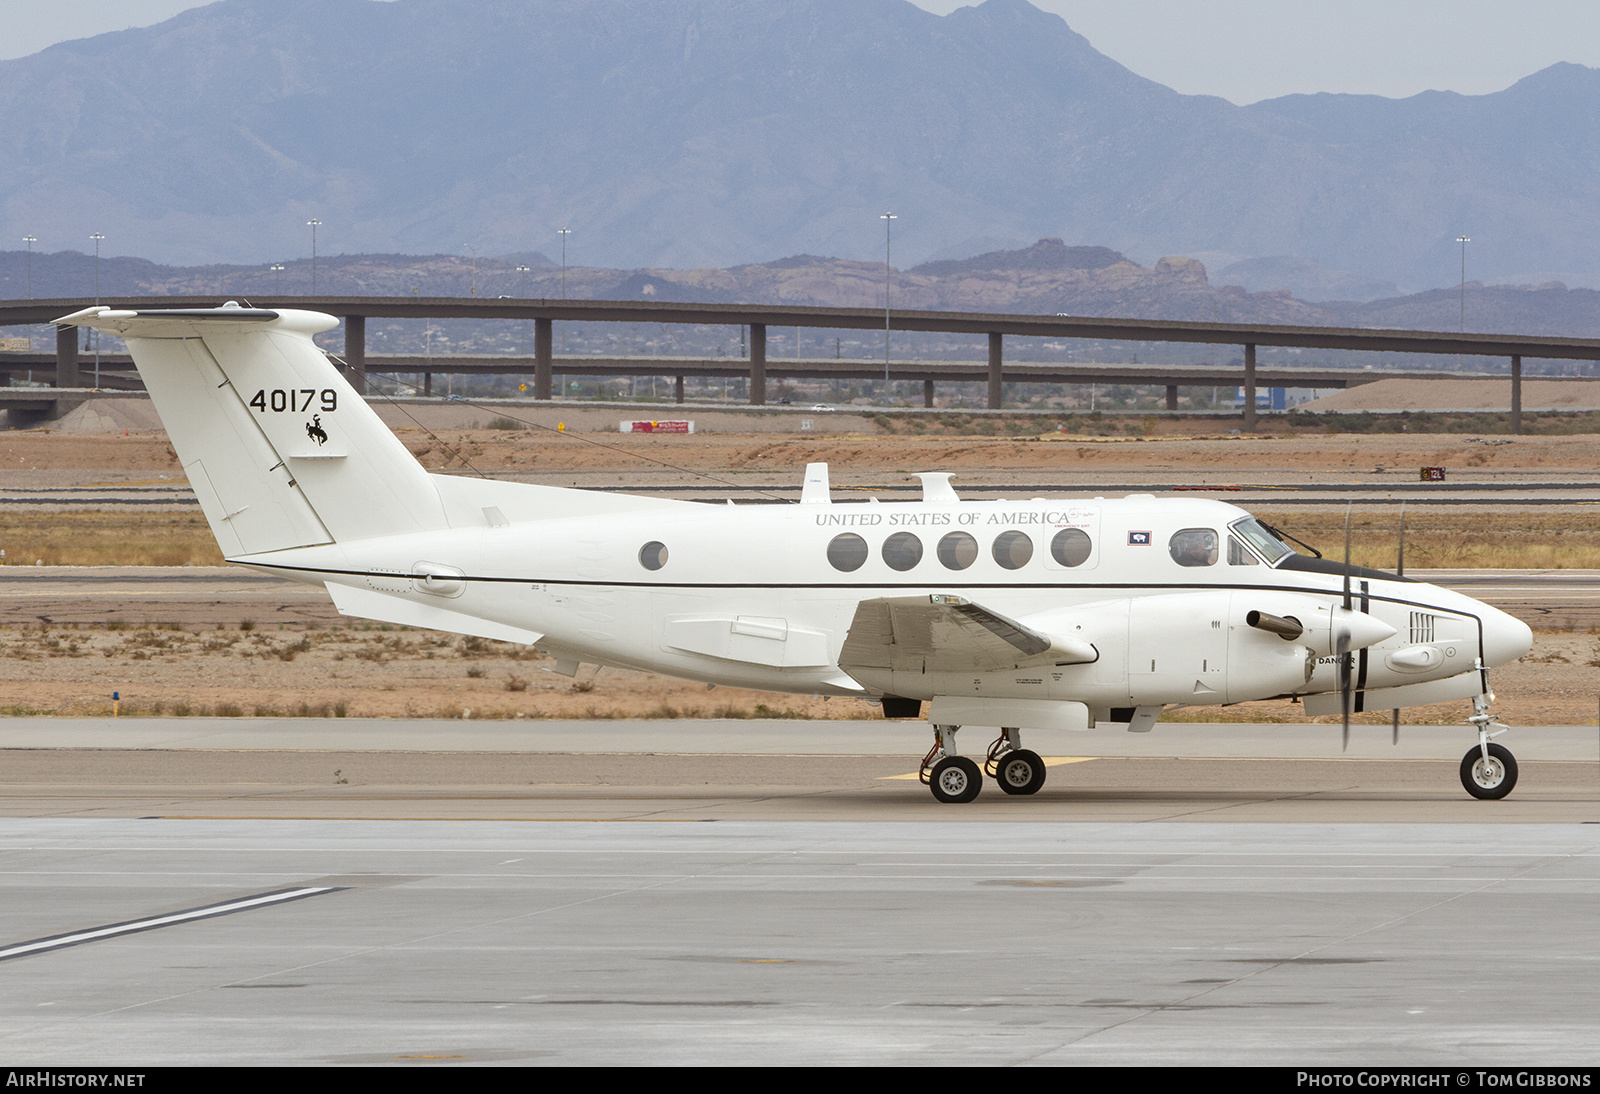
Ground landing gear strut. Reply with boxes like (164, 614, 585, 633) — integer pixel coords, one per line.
(920, 724, 981, 803)
(985, 728, 1045, 796)
(1460, 692, 1518, 800)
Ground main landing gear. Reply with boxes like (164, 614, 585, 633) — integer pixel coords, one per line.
(919, 725, 1045, 803)
(1460, 693, 1518, 800)
(986, 728, 1046, 796)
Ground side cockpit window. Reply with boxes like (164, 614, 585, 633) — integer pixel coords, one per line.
(1169, 528, 1218, 567)
(1230, 517, 1293, 565)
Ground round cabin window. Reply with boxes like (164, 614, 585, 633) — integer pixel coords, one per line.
(1050, 528, 1092, 567)
(638, 541, 669, 570)
(881, 532, 923, 572)
(992, 530, 1033, 570)
(937, 531, 978, 570)
(827, 533, 869, 572)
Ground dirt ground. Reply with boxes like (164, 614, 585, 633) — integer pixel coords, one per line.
(0, 622, 1590, 727)
(5, 414, 1600, 478)
(1, 420, 1597, 724)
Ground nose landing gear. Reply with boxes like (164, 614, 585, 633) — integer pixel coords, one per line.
(1460, 693, 1518, 800)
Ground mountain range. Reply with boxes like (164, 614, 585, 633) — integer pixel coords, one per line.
(2, 0, 1598, 293)
(6, 239, 1599, 356)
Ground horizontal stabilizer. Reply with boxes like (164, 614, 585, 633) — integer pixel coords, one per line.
(325, 583, 544, 647)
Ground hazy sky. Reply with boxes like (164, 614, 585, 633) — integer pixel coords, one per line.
(2, 0, 1598, 103)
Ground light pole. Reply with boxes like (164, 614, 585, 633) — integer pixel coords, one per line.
(516, 264, 531, 354)
(22, 235, 35, 299)
(557, 227, 572, 363)
(90, 233, 105, 302)
(464, 244, 477, 296)
(557, 228, 571, 298)
(270, 263, 284, 295)
(1457, 235, 1470, 369)
(307, 219, 322, 294)
(89, 233, 105, 387)
(880, 212, 896, 396)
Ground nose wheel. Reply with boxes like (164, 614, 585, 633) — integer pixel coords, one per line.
(1460, 742, 1517, 800)
(1460, 692, 1518, 800)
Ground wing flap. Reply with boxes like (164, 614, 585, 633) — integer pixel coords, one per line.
(839, 595, 1096, 674)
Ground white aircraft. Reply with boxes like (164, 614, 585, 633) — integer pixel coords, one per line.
(57, 303, 1534, 803)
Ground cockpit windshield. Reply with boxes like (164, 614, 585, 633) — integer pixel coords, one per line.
(1229, 517, 1293, 565)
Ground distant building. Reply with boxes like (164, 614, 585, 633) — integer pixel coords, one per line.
(1232, 386, 1331, 410)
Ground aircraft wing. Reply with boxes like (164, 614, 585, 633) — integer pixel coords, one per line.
(838, 594, 1097, 674)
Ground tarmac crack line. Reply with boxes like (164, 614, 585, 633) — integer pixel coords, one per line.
(1014, 843, 1569, 1063)
(16, 866, 712, 1032)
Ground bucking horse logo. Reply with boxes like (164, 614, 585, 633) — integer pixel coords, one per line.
(306, 414, 328, 446)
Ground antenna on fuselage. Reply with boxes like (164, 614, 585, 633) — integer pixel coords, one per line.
(801, 463, 832, 504)
(916, 472, 960, 504)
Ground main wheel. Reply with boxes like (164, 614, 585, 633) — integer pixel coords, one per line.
(994, 749, 1046, 796)
(1460, 742, 1518, 800)
(929, 756, 982, 804)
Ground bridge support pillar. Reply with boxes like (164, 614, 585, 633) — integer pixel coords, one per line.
(55, 326, 79, 388)
(1166, 384, 1178, 411)
(1510, 354, 1522, 434)
(675, 375, 684, 404)
(924, 379, 934, 408)
(1243, 343, 1257, 432)
(749, 323, 766, 405)
(534, 317, 552, 400)
(345, 315, 366, 395)
(987, 332, 1002, 409)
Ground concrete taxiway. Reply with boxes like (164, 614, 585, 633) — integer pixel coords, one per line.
(1, 717, 1598, 823)
(3, 718, 1598, 1064)
(1, 817, 1597, 1065)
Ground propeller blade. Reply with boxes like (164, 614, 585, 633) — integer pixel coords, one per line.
(1396, 502, 1406, 578)
(1342, 502, 1353, 611)
(1340, 641, 1351, 751)
(1392, 708, 1400, 746)
(1341, 502, 1353, 752)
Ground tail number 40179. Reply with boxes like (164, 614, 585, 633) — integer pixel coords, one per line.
(250, 388, 337, 413)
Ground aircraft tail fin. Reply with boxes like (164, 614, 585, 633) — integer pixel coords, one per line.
(56, 304, 445, 555)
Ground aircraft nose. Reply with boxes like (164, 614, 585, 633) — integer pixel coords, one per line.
(1481, 604, 1533, 668)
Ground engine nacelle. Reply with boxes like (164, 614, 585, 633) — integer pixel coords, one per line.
(856, 590, 1392, 714)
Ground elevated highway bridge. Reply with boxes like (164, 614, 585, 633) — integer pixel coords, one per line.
(5, 295, 1598, 430)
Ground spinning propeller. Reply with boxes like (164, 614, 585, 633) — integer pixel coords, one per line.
(1339, 504, 1352, 751)
(1392, 503, 1405, 745)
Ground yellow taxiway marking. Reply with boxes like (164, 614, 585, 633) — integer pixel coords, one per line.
(878, 756, 1098, 781)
